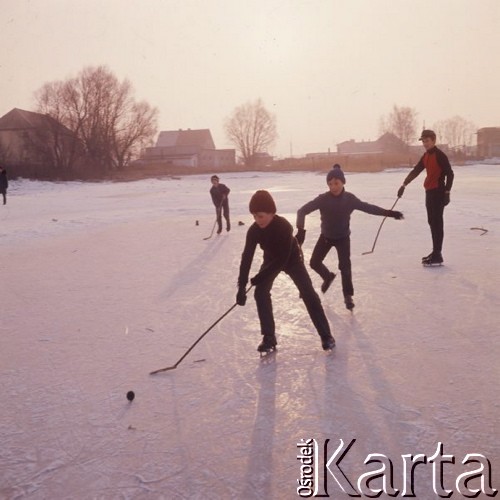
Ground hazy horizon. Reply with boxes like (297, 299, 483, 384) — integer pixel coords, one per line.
(2, 0, 500, 156)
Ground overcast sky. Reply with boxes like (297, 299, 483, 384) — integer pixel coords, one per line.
(1, 0, 500, 156)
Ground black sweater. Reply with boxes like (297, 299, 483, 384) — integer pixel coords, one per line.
(238, 215, 301, 287)
(0, 171, 7, 191)
(210, 183, 230, 207)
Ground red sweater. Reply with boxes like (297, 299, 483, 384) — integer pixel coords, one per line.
(404, 147, 454, 192)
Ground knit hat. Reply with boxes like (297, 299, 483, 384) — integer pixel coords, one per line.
(249, 190, 277, 214)
(326, 164, 345, 184)
(419, 129, 436, 141)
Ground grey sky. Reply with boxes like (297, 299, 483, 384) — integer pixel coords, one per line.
(1, 0, 499, 156)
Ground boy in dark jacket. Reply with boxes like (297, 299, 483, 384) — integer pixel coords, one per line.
(296, 165, 403, 310)
(209, 175, 230, 234)
(397, 129, 454, 266)
(237, 190, 335, 353)
(0, 167, 8, 205)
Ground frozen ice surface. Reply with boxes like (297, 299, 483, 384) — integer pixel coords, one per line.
(0, 166, 498, 498)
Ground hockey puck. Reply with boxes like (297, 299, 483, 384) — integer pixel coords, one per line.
(126, 390, 135, 402)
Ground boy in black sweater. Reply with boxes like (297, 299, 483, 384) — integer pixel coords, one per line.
(209, 175, 231, 234)
(0, 166, 8, 205)
(296, 165, 403, 310)
(236, 190, 335, 353)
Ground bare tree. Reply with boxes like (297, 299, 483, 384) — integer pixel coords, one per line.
(225, 99, 277, 167)
(433, 116, 476, 152)
(35, 81, 85, 172)
(111, 100, 158, 169)
(380, 105, 418, 145)
(35, 66, 158, 174)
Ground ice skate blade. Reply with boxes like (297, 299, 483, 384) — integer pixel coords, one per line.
(259, 349, 277, 364)
(422, 262, 444, 267)
(259, 347, 276, 357)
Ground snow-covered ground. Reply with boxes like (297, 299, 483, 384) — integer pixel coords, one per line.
(1, 165, 498, 499)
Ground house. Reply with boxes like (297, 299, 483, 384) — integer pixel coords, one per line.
(0, 108, 83, 176)
(250, 152, 273, 167)
(337, 132, 408, 155)
(477, 127, 500, 158)
(140, 128, 235, 169)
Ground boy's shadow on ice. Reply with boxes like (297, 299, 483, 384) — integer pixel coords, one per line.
(159, 235, 227, 301)
(242, 361, 277, 499)
(323, 314, 403, 450)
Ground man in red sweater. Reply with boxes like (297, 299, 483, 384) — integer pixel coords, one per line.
(397, 129, 454, 266)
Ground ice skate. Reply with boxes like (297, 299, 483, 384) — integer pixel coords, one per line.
(321, 336, 336, 352)
(422, 253, 444, 267)
(344, 295, 355, 310)
(421, 252, 433, 262)
(321, 272, 336, 293)
(257, 335, 277, 355)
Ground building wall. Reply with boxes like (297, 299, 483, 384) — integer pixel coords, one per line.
(0, 130, 24, 160)
(142, 145, 201, 158)
(199, 149, 235, 168)
(0, 129, 47, 164)
(172, 157, 197, 168)
(141, 146, 235, 169)
(477, 128, 500, 157)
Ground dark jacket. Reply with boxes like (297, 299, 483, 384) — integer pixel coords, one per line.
(403, 146, 454, 192)
(0, 170, 7, 192)
(297, 189, 389, 240)
(238, 215, 301, 287)
(210, 183, 230, 207)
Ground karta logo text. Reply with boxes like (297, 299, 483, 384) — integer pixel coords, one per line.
(297, 438, 497, 498)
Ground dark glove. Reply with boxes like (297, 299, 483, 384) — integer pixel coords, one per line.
(295, 228, 306, 246)
(388, 210, 404, 220)
(397, 185, 405, 198)
(444, 192, 450, 206)
(236, 286, 247, 306)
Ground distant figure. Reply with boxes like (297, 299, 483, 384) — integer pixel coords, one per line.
(209, 175, 231, 234)
(236, 190, 335, 353)
(0, 166, 8, 205)
(397, 130, 454, 266)
(296, 164, 403, 310)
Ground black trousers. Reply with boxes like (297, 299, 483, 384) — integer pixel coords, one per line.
(254, 260, 332, 341)
(216, 200, 230, 231)
(310, 235, 353, 297)
(425, 189, 445, 254)
(1, 190, 5, 205)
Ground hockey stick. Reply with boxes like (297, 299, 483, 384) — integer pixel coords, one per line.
(150, 286, 253, 374)
(362, 197, 400, 255)
(203, 219, 218, 240)
(470, 227, 488, 236)
(203, 198, 225, 240)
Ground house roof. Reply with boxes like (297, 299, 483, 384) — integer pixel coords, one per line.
(0, 108, 47, 129)
(0, 107, 73, 135)
(337, 139, 381, 154)
(156, 129, 215, 149)
(337, 132, 408, 154)
(376, 132, 407, 148)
